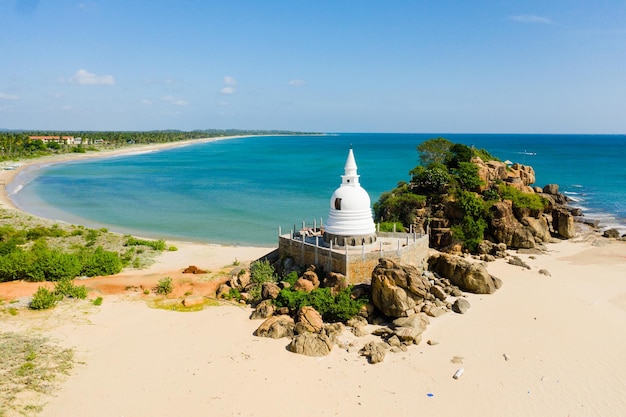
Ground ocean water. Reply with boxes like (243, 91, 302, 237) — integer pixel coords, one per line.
(9, 133, 626, 246)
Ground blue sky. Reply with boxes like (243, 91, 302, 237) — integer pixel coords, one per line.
(1, 0, 625, 133)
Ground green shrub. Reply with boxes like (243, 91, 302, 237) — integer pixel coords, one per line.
(28, 249, 82, 282)
(85, 229, 100, 246)
(451, 216, 487, 253)
(54, 278, 88, 299)
(80, 247, 123, 277)
(155, 277, 173, 295)
(410, 163, 451, 195)
(124, 237, 166, 251)
(93, 297, 103, 306)
(482, 188, 500, 202)
(445, 143, 473, 168)
(168, 246, 178, 251)
(29, 287, 59, 310)
(274, 286, 368, 323)
(498, 184, 547, 211)
(373, 184, 426, 226)
(456, 190, 486, 218)
(248, 260, 277, 302)
(377, 221, 406, 233)
(0, 250, 30, 282)
(453, 162, 484, 190)
(224, 287, 242, 301)
(283, 270, 299, 287)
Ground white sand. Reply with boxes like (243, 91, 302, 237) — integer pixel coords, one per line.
(0, 234, 619, 417)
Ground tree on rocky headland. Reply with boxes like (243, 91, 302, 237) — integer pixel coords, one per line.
(374, 138, 575, 253)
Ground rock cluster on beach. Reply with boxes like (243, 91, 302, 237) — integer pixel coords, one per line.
(226, 255, 502, 364)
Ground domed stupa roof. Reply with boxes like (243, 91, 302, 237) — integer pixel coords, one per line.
(323, 149, 377, 246)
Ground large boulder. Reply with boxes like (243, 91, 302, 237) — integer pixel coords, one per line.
(229, 269, 250, 290)
(302, 266, 320, 288)
(287, 332, 333, 357)
(391, 314, 429, 345)
(293, 277, 315, 293)
(370, 259, 431, 318)
(428, 252, 498, 294)
(370, 273, 416, 317)
(295, 306, 324, 334)
(543, 184, 559, 195)
(261, 282, 281, 300)
(520, 216, 552, 243)
(552, 207, 576, 239)
(254, 315, 295, 339)
(472, 158, 508, 191)
(322, 272, 349, 295)
(488, 200, 536, 249)
(250, 299, 275, 320)
(509, 163, 536, 186)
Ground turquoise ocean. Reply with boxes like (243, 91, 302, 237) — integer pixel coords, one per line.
(8, 133, 626, 246)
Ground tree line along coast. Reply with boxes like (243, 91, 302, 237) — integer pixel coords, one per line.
(0, 129, 316, 160)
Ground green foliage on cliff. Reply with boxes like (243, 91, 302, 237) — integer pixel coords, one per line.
(373, 182, 426, 225)
(453, 162, 484, 191)
(410, 164, 451, 195)
(498, 184, 547, 211)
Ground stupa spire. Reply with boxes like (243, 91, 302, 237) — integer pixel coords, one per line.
(342, 148, 360, 186)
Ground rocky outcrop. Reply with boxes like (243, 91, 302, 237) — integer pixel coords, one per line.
(322, 272, 349, 295)
(488, 200, 537, 249)
(520, 216, 552, 243)
(295, 306, 324, 334)
(428, 252, 498, 294)
(552, 207, 576, 239)
(359, 341, 389, 364)
(254, 315, 295, 339)
(370, 259, 431, 318)
(603, 228, 621, 238)
(391, 314, 429, 345)
(250, 299, 275, 320)
(508, 163, 536, 187)
(250, 257, 501, 364)
(287, 332, 333, 357)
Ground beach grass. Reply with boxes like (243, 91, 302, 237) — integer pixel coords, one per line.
(147, 296, 220, 312)
(0, 332, 74, 417)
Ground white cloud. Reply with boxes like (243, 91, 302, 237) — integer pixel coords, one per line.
(288, 79, 306, 86)
(142, 99, 153, 105)
(161, 95, 188, 106)
(224, 76, 237, 85)
(0, 93, 20, 100)
(70, 69, 115, 86)
(220, 86, 236, 95)
(509, 15, 553, 24)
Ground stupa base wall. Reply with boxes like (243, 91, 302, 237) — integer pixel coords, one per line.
(278, 232, 429, 285)
(322, 232, 377, 246)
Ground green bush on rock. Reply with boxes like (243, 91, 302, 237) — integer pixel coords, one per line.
(274, 286, 368, 323)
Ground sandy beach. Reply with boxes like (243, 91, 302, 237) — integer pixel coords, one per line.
(1, 142, 625, 416)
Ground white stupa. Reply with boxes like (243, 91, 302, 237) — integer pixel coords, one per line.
(323, 148, 377, 246)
